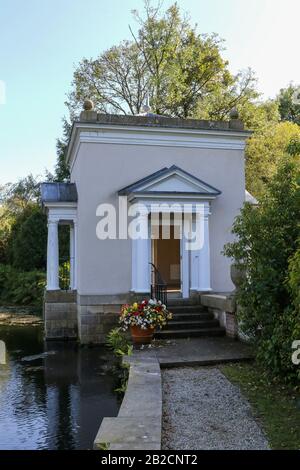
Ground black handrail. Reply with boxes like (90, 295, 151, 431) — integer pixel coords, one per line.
(149, 263, 168, 306)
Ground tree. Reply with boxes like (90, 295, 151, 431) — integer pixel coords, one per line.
(0, 172, 70, 271)
(245, 121, 300, 198)
(1, 174, 41, 210)
(57, 1, 281, 182)
(238, 99, 280, 132)
(12, 208, 47, 271)
(278, 84, 300, 125)
(224, 152, 300, 383)
(66, 2, 258, 120)
(0, 175, 43, 264)
(55, 118, 71, 181)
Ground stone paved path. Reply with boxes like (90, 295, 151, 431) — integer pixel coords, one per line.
(153, 337, 253, 367)
(162, 367, 269, 450)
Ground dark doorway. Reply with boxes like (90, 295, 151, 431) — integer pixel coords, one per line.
(152, 223, 181, 291)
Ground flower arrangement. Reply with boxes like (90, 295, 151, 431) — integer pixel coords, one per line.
(119, 299, 172, 331)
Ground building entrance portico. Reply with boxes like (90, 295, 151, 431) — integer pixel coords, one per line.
(119, 165, 221, 298)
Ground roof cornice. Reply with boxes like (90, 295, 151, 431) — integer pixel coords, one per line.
(66, 121, 251, 168)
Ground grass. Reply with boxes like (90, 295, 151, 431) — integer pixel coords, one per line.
(220, 362, 300, 450)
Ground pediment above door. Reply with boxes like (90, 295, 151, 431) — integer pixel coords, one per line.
(118, 165, 221, 202)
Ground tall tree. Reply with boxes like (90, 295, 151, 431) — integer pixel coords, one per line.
(278, 84, 300, 125)
(66, 2, 258, 120)
(56, 1, 280, 181)
(55, 119, 71, 181)
(245, 121, 300, 198)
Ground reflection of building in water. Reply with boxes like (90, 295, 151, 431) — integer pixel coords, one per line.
(0, 340, 6, 365)
(0, 340, 10, 396)
(44, 342, 79, 450)
(44, 342, 119, 450)
(75, 347, 119, 449)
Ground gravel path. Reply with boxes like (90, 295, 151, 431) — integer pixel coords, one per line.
(162, 367, 269, 450)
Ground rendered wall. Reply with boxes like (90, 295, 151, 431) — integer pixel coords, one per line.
(71, 136, 245, 296)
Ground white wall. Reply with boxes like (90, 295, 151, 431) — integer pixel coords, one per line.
(71, 132, 245, 295)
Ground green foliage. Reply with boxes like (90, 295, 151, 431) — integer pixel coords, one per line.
(58, 224, 70, 261)
(239, 99, 280, 132)
(0, 173, 70, 276)
(0, 175, 46, 267)
(55, 118, 71, 182)
(106, 327, 133, 357)
(278, 84, 300, 125)
(0, 264, 46, 306)
(1, 174, 41, 209)
(224, 155, 300, 383)
(113, 361, 130, 395)
(106, 328, 132, 396)
(0, 204, 15, 264)
(66, 2, 258, 121)
(12, 208, 47, 271)
(288, 246, 300, 318)
(59, 259, 70, 291)
(245, 121, 300, 199)
(286, 137, 300, 157)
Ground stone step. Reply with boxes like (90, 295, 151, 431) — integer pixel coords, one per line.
(154, 327, 226, 339)
(166, 319, 219, 330)
(166, 298, 199, 306)
(172, 312, 214, 321)
(168, 305, 207, 314)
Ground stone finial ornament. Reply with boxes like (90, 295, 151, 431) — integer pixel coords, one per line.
(83, 99, 94, 111)
(229, 107, 239, 120)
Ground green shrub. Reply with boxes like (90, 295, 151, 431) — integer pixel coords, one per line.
(288, 245, 300, 312)
(12, 208, 47, 271)
(224, 156, 300, 383)
(0, 264, 46, 306)
(106, 327, 133, 357)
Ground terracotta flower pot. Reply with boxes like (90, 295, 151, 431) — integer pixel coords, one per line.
(130, 325, 155, 345)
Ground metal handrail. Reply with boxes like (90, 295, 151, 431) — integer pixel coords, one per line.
(149, 263, 168, 306)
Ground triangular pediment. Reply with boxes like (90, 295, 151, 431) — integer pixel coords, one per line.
(118, 165, 221, 197)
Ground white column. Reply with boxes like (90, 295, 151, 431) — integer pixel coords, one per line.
(47, 219, 59, 290)
(74, 220, 78, 290)
(199, 203, 212, 291)
(181, 215, 191, 298)
(70, 224, 75, 290)
(131, 212, 150, 293)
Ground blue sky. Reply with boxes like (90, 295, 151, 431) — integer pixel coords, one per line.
(0, 0, 299, 184)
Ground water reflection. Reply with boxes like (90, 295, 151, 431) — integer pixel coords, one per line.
(0, 340, 5, 364)
(0, 325, 119, 450)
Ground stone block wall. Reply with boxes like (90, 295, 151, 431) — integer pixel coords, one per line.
(77, 293, 149, 344)
(201, 293, 239, 339)
(225, 312, 238, 338)
(77, 304, 120, 344)
(44, 290, 78, 340)
(44, 292, 148, 344)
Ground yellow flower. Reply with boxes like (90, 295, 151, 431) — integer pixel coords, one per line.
(133, 302, 138, 309)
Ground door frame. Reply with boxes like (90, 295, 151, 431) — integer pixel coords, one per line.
(180, 219, 190, 298)
(150, 217, 190, 298)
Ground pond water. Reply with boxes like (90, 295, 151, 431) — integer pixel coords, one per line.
(0, 324, 120, 450)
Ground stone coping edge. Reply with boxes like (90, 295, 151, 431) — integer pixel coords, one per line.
(93, 352, 162, 450)
(201, 293, 236, 313)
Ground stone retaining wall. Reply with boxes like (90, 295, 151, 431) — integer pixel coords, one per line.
(44, 290, 77, 340)
(44, 292, 148, 343)
(201, 293, 238, 339)
(77, 304, 119, 344)
(77, 293, 149, 344)
(94, 352, 162, 450)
